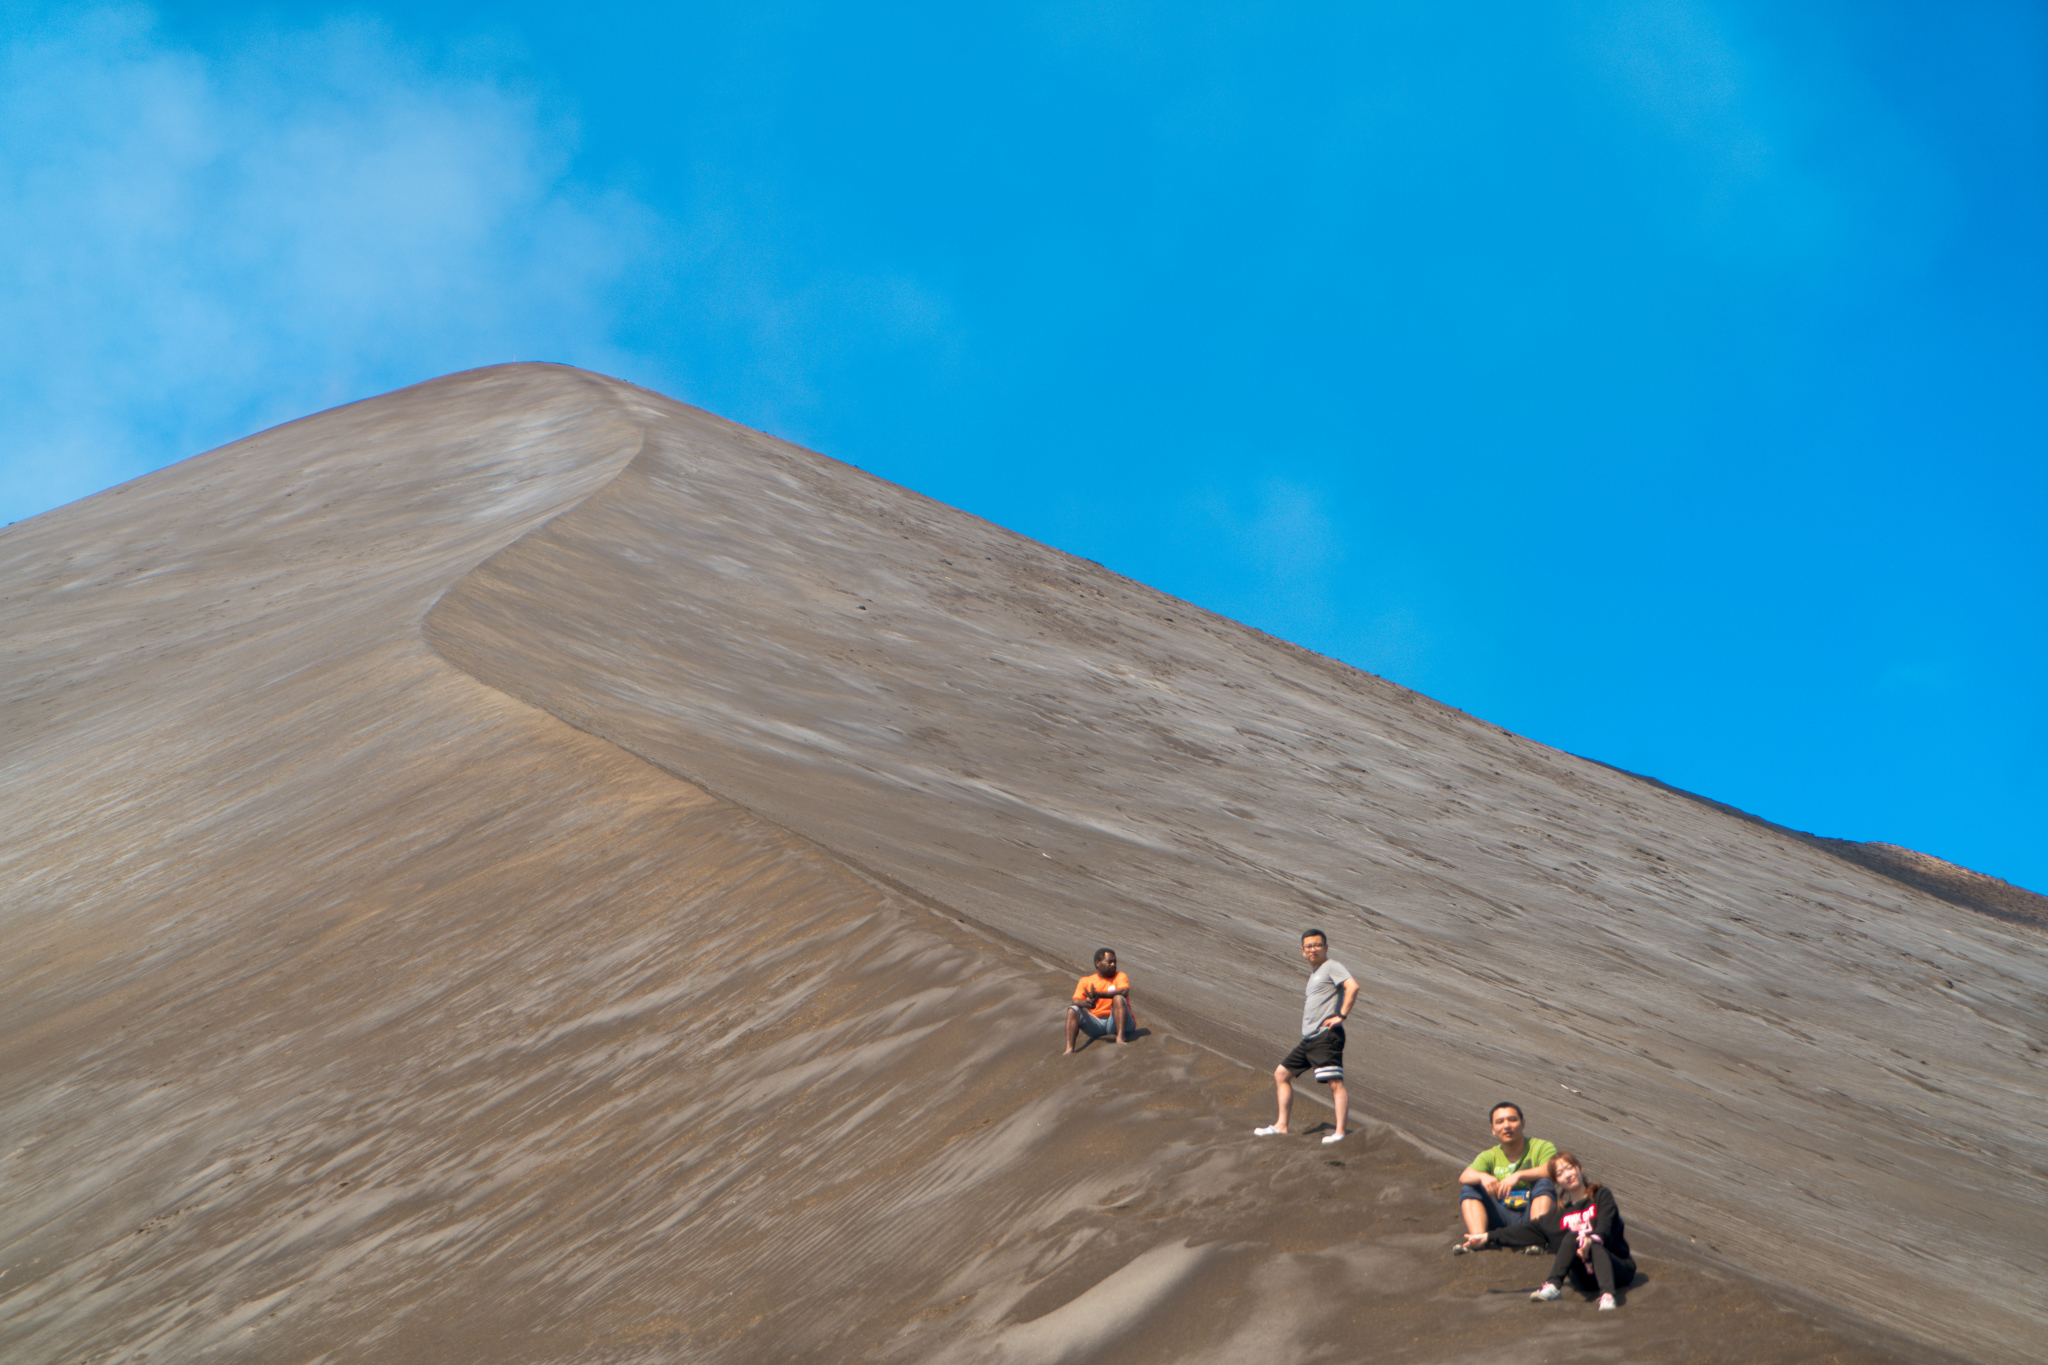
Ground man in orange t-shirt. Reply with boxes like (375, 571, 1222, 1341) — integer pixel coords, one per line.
(1064, 948, 1138, 1053)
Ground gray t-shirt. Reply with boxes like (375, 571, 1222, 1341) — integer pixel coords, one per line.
(1302, 959, 1355, 1037)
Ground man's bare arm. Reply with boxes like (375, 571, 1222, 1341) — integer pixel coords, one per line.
(1457, 1164, 1508, 1197)
(1320, 977, 1360, 1031)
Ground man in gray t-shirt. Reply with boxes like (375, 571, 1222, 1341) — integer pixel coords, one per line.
(1255, 929, 1359, 1145)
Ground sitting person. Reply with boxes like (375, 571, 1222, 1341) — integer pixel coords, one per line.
(1463, 1150, 1636, 1311)
(1453, 1101, 1557, 1248)
(1063, 949, 1137, 1053)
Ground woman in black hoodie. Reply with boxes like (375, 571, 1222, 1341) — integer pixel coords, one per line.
(1459, 1150, 1634, 1309)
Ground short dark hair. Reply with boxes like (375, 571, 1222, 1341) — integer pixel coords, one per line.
(1300, 928, 1328, 945)
(1094, 948, 1116, 966)
(1490, 1101, 1523, 1122)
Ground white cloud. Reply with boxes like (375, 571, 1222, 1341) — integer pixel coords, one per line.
(0, 6, 659, 524)
(1573, 0, 1938, 273)
(1190, 476, 1343, 629)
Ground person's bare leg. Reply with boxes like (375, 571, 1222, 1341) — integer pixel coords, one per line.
(1115, 995, 1137, 1040)
(1462, 1195, 1489, 1239)
(1272, 1064, 1294, 1131)
(1329, 1079, 1348, 1137)
(1064, 1009, 1080, 1054)
(1530, 1192, 1554, 1220)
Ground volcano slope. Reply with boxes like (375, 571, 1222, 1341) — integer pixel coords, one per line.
(1, 365, 2038, 1365)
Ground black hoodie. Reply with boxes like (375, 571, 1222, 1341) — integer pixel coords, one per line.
(1490, 1185, 1631, 1263)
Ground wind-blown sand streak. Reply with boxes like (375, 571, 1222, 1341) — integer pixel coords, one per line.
(1, 364, 2037, 1363)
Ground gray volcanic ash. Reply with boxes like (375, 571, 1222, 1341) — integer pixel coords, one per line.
(1, 365, 2037, 1364)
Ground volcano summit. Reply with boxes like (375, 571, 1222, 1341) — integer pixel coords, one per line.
(2, 366, 2039, 1364)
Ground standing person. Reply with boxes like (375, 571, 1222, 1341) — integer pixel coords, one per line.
(1254, 929, 1359, 1145)
(1462, 1151, 1636, 1311)
(1453, 1102, 1558, 1247)
(1064, 949, 1137, 1053)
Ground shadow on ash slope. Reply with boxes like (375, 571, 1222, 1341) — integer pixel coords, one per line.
(0, 365, 2033, 1365)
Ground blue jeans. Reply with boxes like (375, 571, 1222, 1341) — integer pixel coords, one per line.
(1461, 1177, 1557, 1229)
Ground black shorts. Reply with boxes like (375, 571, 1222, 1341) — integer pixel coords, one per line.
(1280, 1025, 1345, 1084)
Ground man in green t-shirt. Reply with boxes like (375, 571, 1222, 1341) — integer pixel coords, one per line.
(1453, 1101, 1558, 1249)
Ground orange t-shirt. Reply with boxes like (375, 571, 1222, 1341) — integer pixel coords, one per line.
(1072, 971, 1130, 1018)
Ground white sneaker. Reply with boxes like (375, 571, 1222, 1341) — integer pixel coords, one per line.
(1530, 1283, 1562, 1302)
(1597, 1293, 1617, 1311)
(1253, 1125, 1284, 1136)
(1321, 1131, 1346, 1144)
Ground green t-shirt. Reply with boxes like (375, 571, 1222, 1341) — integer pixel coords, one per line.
(1471, 1137, 1557, 1181)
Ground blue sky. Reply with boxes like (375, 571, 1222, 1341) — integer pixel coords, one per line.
(4, 1, 2043, 892)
